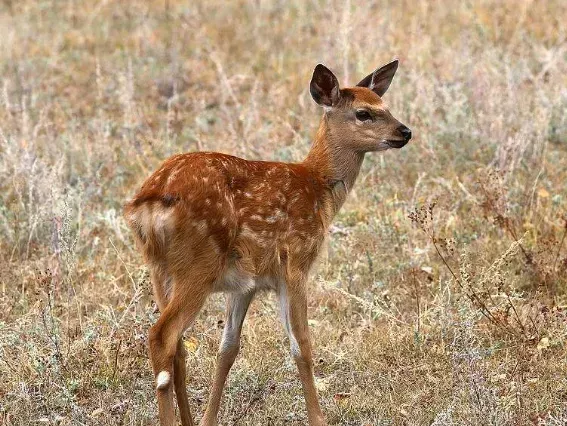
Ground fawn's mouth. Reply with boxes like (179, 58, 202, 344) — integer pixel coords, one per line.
(386, 139, 408, 149)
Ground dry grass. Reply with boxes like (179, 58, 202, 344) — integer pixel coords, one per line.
(1, 0, 567, 425)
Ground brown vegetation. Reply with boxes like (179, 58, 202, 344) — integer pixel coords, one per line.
(1, 1, 566, 425)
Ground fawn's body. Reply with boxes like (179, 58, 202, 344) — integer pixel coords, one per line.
(125, 61, 411, 425)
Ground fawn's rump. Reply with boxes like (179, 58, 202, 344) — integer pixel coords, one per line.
(123, 153, 241, 263)
(124, 200, 175, 261)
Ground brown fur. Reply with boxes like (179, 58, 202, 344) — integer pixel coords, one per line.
(124, 63, 410, 426)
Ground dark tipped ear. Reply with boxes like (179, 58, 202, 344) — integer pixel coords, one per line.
(357, 59, 399, 97)
(310, 64, 341, 107)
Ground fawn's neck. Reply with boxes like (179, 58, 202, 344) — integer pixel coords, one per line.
(303, 116, 365, 220)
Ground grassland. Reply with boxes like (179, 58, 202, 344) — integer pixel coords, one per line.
(1, 1, 566, 425)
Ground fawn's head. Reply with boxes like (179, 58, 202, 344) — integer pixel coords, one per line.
(310, 60, 411, 152)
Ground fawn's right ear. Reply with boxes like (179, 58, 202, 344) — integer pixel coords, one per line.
(310, 64, 340, 108)
(357, 59, 399, 97)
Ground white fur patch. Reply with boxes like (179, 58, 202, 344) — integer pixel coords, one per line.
(289, 332, 301, 358)
(216, 267, 255, 293)
(278, 284, 301, 358)
(219, 293, 253, 353)
(215, 268, 279, 294)
(156, 371, 170, 390)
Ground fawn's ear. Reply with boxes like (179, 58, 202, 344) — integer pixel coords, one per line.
(357, 59, 399, 97)
(310, 64, 341, 107)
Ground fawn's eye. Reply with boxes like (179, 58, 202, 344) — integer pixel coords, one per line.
(355, 110, 372, 122)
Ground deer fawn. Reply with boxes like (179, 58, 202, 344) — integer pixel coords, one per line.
(124, 60, 411, 426)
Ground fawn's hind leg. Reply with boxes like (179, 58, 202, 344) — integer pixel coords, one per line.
(200, 291, 255, 426)
(148, 266, 211, 426)
(174, 339, 194, 426)
(151, 266, 195, 426)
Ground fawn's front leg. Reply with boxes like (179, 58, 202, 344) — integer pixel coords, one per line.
(279, 281, 327, 426)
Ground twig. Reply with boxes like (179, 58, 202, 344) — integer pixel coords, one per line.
(505, 293, 525, 334)
(552, 219, 567, 271)
(411, 269, 421, 341)
(501, 217, 532, 265)
(108, 237, 142, 339)
(410, 204, 516, 334)
(112, 339, 122, 382)
(320, 280, 408, 325)
(479, 183, 532, 264)
(430, 236, 502, 328)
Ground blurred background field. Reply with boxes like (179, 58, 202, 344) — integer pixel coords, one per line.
(1, 0, 567, 424)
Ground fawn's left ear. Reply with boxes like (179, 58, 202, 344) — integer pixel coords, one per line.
(310, 64, 341, 108)
(357, 59, 399, 97)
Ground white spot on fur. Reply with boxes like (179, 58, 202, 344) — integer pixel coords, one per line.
(239, 225, 266, 247)
(289, 194, 302, 205)
(265, 210, 286, 223)
(195, 219, 208, 234)
(166, 168, 180, 185)
(156, 371, 170, 389)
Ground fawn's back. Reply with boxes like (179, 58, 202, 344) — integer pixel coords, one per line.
(125, 152, 332, 294)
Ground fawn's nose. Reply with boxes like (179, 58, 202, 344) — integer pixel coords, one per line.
(398, 125, 412, 141)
